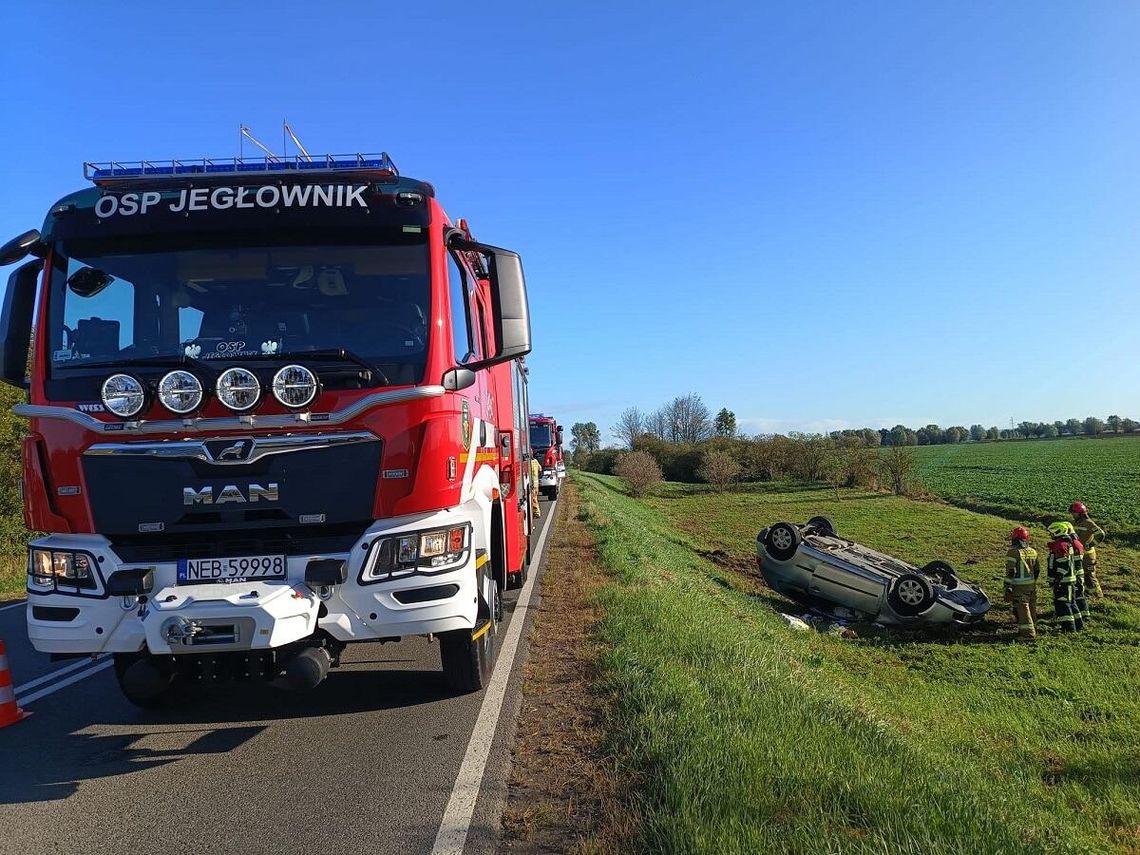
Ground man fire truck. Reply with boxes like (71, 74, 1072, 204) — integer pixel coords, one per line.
(528, 414, 564, 500)
(0, 150, 534, 705)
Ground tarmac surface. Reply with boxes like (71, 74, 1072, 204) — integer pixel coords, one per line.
(0, 498, 557, 855)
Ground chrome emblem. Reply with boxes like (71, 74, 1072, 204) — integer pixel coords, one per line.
(183, 483, 279, 505)
(205, 438, 253, 462)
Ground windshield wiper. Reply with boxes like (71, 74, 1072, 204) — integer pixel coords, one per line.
(67, 353, 211, 372)
(243, 348, 391, 386)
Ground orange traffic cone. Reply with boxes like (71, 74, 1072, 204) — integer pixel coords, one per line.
(0, 639, 30, 728)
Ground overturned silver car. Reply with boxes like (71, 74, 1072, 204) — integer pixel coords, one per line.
(755, 517, 991, 626)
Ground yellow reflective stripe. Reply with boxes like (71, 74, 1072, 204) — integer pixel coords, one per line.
(471, 621, 491, 641)
(1006, 578, 1037, 585)
(475, 553, 489, 570)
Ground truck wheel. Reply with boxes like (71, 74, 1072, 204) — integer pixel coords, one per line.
(807, 515, 837, 537)
(113, 652, 178, 708)
(440, 573, 498, 693)
(548, 485, 559, 500)
(887, 573, 936, 617)
(764, 522, 801, 562)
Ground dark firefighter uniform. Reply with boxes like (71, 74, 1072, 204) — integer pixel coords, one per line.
(1046, 522, 1084, 632)
(1004, 529, 1040, 640)
(1072, 513, 1105, 599)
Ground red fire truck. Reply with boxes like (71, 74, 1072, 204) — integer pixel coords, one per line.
(528, 414, 565, 499)
(0, 151, 534, 705)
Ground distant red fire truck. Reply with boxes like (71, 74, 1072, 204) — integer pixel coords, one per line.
(528, 414, 565, 499)
(0, 150, 535, 705)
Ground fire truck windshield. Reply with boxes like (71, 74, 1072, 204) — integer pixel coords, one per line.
(46, 238, 431, 384)
(529, 423, 553, 450)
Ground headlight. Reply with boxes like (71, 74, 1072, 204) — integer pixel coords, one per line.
(216, 367, 261, 411)
(157, 370, 204, 414)
(101, 373, 146, 418)
(29, 548, 97, 591)
(361, 524, 472, 582)
(272, 364, 318, 408)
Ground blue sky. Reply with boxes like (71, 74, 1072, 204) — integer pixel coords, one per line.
(3, 2, 1139, 441)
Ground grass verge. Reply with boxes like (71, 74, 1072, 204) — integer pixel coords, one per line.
(503, 487, 636, 853)
(576, 471, 1140, 854)
(0, 554, 24, 602)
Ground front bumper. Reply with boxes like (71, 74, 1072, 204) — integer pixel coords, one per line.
(539, 469, 558, 488)
(26, 507, 485, 656)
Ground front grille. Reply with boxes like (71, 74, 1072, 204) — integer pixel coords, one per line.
(108, 522, 368, 563)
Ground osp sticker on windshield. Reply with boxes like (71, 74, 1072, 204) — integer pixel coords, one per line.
(94, 185, 369, 218)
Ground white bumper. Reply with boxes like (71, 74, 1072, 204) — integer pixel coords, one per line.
(26, 506, 486, 656)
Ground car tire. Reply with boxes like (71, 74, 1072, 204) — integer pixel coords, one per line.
(921, 560, 957, 588)
(807, 515, 837, 537)
(887, 572, 936, 616)
(548, 485, 559, 500)
(764, 522, 801, 562)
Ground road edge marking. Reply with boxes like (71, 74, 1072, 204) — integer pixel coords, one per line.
(17, 658, 113, 706)
(15, 654, 110, 697)
(0, 600, 26, 613)
(430, 500, 558, 855)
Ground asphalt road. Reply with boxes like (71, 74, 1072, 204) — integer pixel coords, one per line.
(0, 498, 557, 855)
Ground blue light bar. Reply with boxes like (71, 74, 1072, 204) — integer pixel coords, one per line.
(83, 152, 398, 184)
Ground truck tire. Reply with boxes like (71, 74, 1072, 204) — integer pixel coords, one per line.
(887, 573, 936, 617)
(548, 484, 559, 500)
(807, 515, 837, 537)
(440, 571, 498, 693)
(764, 522, 802, 562)
(113, 652, 178, 708)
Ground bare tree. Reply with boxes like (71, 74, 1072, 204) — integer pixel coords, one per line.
(646, 407, 670, 441)
(664, 393, 712, 443)
(611, 407, 646, 449)
(880, 446, 916, 495)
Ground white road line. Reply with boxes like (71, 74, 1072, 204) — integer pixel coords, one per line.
(0, 600, 27, 612)
(431, 501, 558, 855)
(15, 654, 109, 697)
(17, 658, 113, 706)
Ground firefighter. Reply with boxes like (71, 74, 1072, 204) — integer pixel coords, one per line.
(1004, 526, 1040, 640)
(529, 455, 542, 520)
(1071, 501, 1105, 598)
(1046, 521, 1084, 632)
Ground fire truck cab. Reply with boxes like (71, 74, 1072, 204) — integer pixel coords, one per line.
(0, 151, 533, 705)
(527, 414, 564, 499)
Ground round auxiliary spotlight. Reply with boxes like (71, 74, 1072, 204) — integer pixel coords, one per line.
(100, 373, 146, 419)
(157, 370, 204, 415)
(271, 364, 319, 409)
(215, 367, 261, 412)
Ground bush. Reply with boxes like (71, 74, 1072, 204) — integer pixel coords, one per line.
(880, 445, 916, 495)
(581, 448, 621, 475)
(614, 451, 663, 498)
(696, 450, 741, 492)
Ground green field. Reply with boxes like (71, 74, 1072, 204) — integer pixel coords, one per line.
(573, 471, 1140, 854)
(908, 437, 1140, 535)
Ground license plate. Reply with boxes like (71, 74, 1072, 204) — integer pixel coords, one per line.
(177, 554, 287, 584)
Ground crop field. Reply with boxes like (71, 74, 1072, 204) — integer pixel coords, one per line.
(574, 471, 1140, 854)
(907, 437, 1140, 534)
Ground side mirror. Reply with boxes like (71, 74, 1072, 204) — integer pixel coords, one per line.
(0, 230, 45, 267)
(67, 267, 114, 298)
(106, 568, 155, 597)
(442, 367, 477, 391)
(0, 260, 40, 388)
(556, 426, 564, 445)
(446, 233, 532, 370)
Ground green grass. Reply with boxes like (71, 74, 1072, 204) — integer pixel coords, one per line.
(0, 555, 24, 602)
(907, 437, 1140, 537)
(575, 471, 1140, 854)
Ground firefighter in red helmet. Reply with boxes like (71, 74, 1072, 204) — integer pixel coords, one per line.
(1005, 526, 1040, 640)
(1070, 501, 1105, 599)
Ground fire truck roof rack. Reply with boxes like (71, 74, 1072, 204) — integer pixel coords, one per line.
(83, 152, 399, 185)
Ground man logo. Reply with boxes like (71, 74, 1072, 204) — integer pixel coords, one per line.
(205, 438, 253, 463)
(217, 441, 247, 460)
(183, 483, 279, 506)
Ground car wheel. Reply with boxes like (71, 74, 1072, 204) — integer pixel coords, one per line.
(888, 572, 936, 616)
(764, 522, 801, 562)
(807, 515, 837, 537)
(921, 560, 957, 588)
(113, 652, 179, 708)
